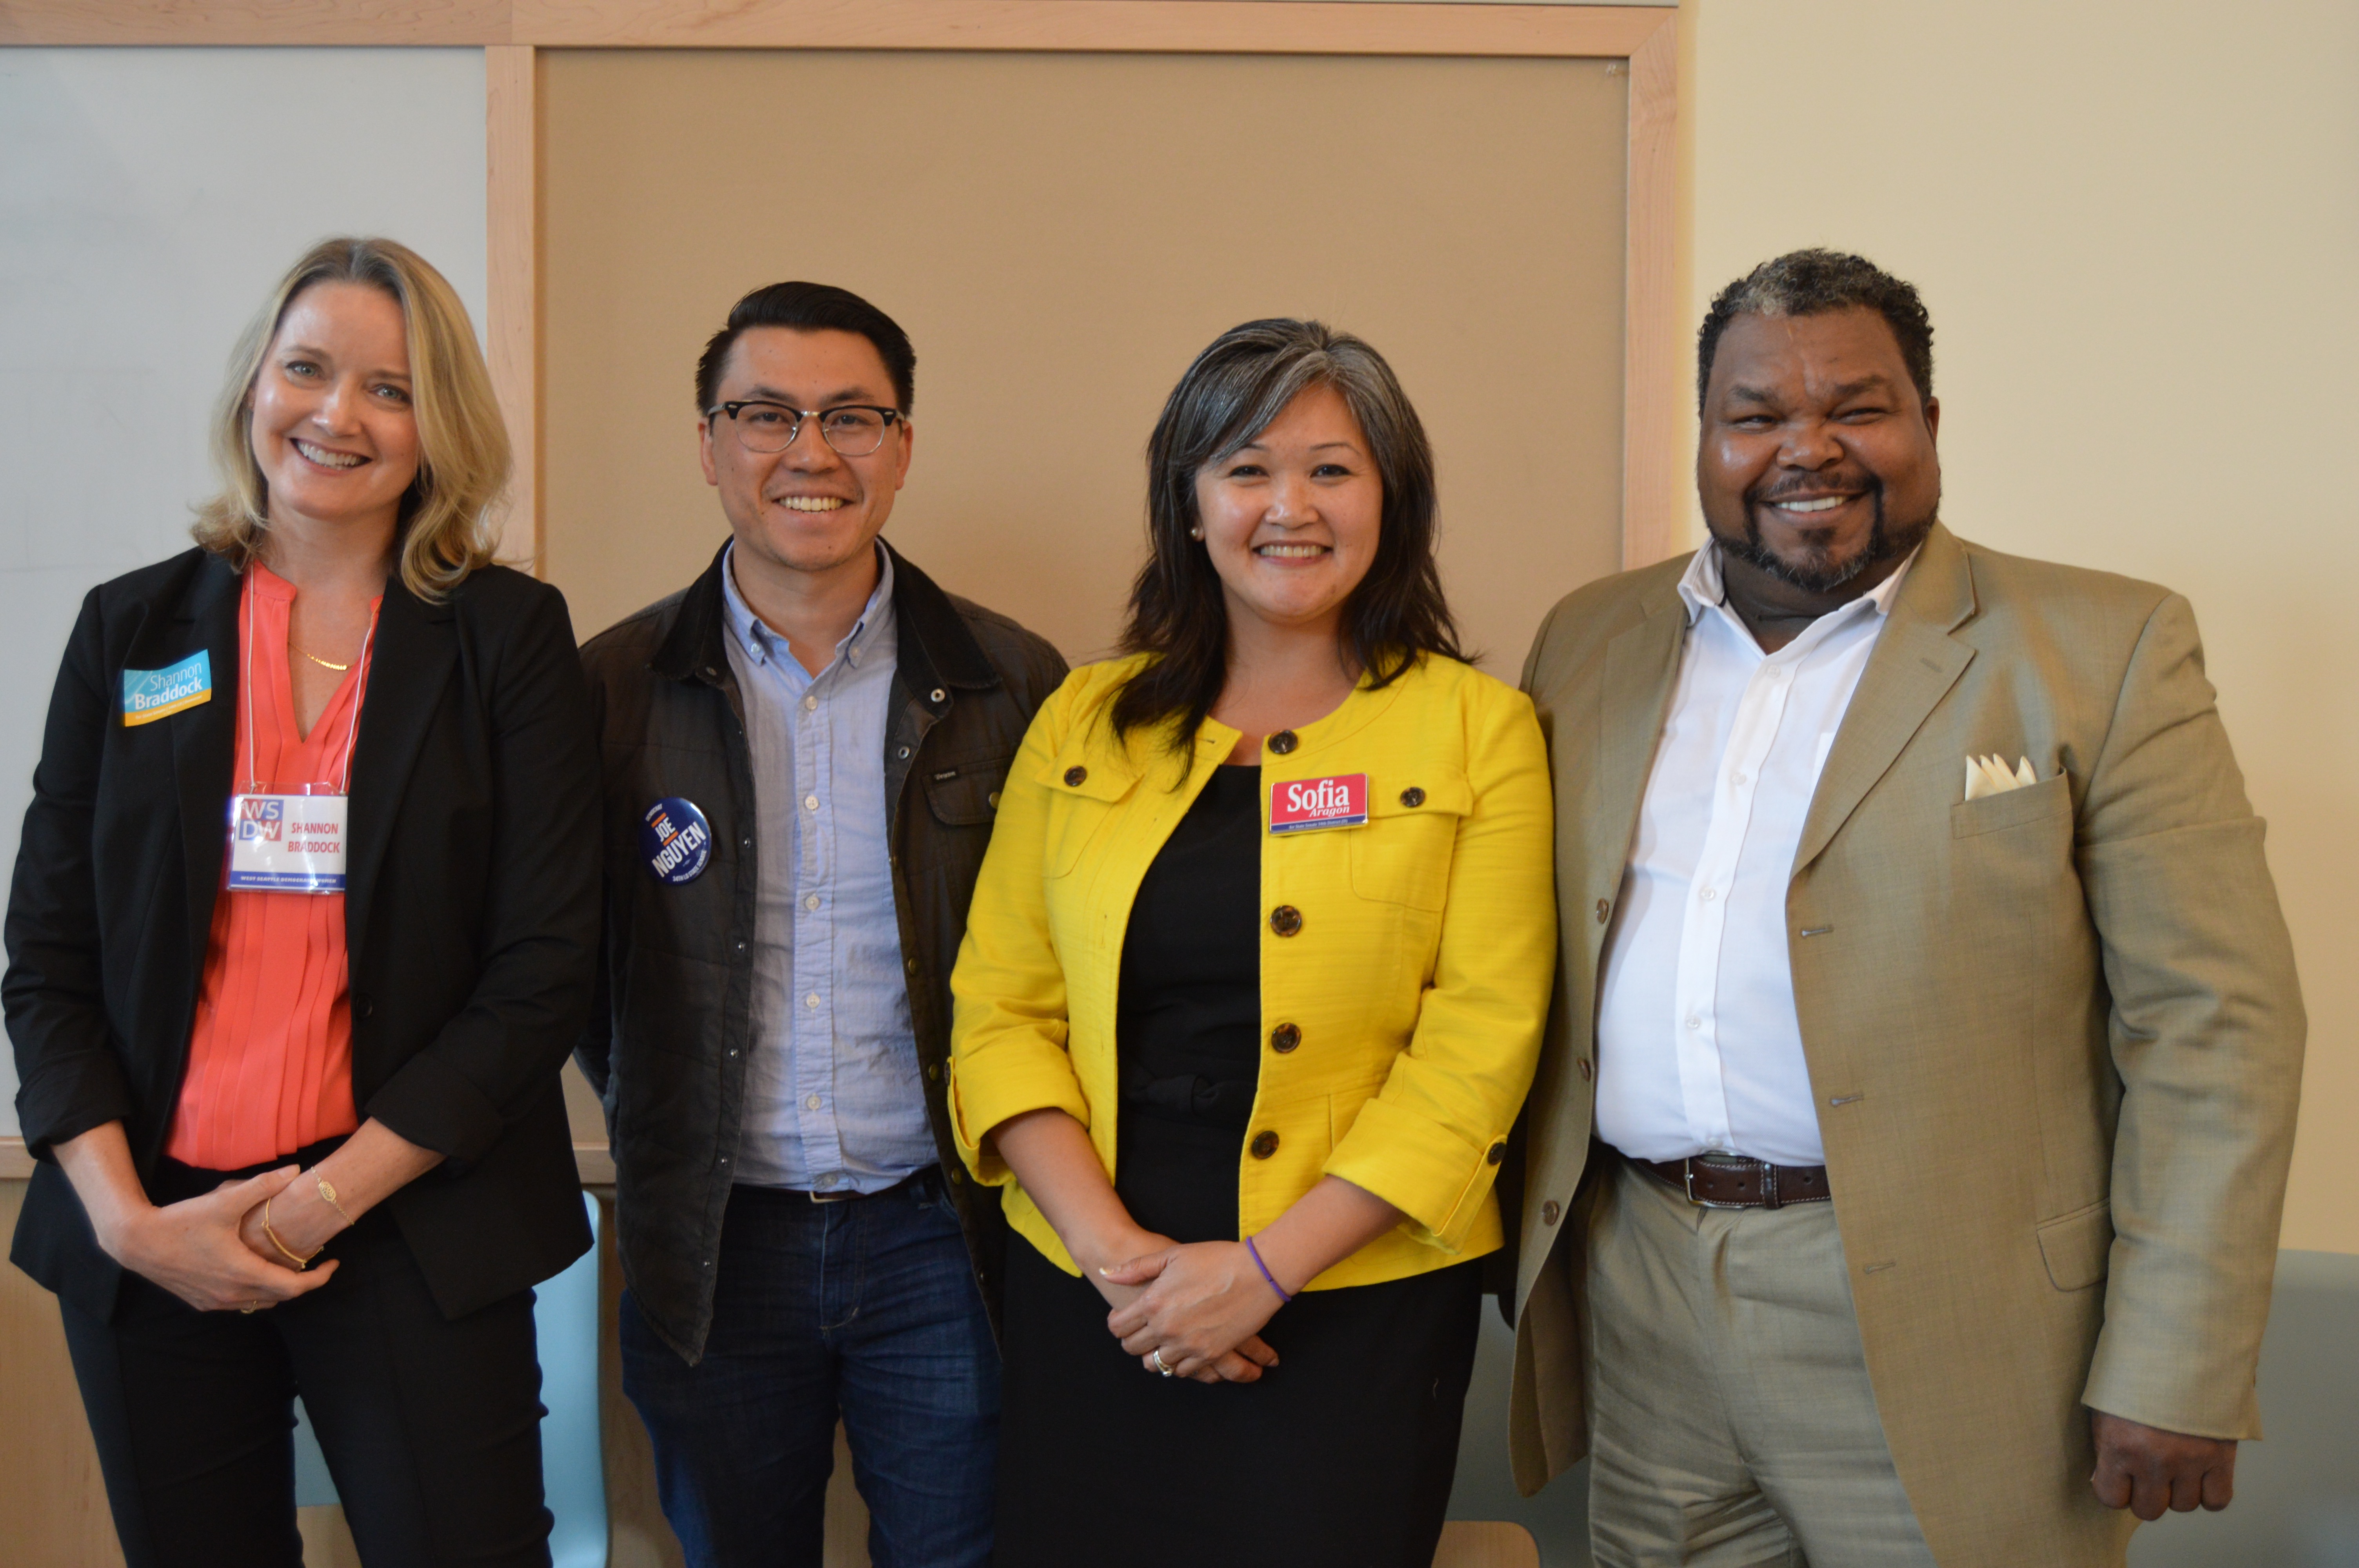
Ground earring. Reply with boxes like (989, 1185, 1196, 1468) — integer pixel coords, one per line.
(1187, 527, 1203, 540)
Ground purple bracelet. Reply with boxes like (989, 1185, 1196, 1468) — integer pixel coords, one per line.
(1244, 1235, 1294, 1304)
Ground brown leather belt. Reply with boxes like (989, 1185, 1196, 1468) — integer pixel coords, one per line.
(1635, 1151, 1831, 1210)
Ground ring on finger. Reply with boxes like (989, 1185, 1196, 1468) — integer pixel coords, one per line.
(1150, 1348, 1175, 1377)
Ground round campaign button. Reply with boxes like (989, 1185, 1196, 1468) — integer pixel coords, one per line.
(640, 797, 713, 885)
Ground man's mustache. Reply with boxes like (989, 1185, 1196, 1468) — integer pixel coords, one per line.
(1748, 473, 1882, 509)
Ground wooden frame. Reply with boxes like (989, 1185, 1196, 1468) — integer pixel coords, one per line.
(0, 0, 1681, 570)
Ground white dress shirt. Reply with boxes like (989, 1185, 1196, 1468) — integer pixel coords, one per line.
(1593, 543, 1916, 1167)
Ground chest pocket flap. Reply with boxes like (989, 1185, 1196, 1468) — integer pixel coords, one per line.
(1350, 770, 1473, 911)
(1036, 741, 1142, 877)
(923, 751, 1015, 827)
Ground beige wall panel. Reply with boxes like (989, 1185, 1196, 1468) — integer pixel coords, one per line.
(0, 1180, 125, 1567)
(1687, 0, 2359, 1258)
(541, 48, 1626, 673)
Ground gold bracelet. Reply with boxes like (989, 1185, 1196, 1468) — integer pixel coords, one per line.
(261, 1196, 314, 1271)
(313, 1175, 353, 1228)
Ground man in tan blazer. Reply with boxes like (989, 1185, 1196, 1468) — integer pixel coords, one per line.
(1510, 249, 2304, 1566)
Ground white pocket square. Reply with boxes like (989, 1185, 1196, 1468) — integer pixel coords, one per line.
(1964, 753, 2038, 801)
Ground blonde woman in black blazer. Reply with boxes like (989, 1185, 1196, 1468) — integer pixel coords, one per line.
(4, 238, 600, 1568)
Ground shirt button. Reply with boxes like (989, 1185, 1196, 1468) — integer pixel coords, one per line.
(803, 794, 819, 811)
(1541, 1200, 1563, 1226)
(1269, 905, 1303, 938)
(805, 1094, 822, 1111)
(1063, 766, 1087, 788)
(1686, 1017, 1702, 1031)
(1399, 786, 1426, 808)
(929, 688, 947, 704)
(1269, 1023, 1301, 1054)
(803, 893, 820, 911)
(926, 1062, 943, 1081)
(1699, 887, 1716, 902)
(987, 791, 1001, 811)
(803, 694, 818, 711)
(1577, 1057, 1593, 1081)
(1594, 899, 1609, 925)
(1730, 771, 1747, 786)
(1249, 1131, 1280, 1160)
(897, 745, 912, 760)
(805, 993, 821, 1009)
(1485, 1141, 1507, 1167)
(1268, 730, 1299, 755)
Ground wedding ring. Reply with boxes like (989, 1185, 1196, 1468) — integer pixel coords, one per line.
(239, 1303, 259, 1314)
(1151, 1348, 1175, 1377)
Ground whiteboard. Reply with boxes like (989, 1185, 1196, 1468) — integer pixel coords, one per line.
(0, 48, 491, 1134)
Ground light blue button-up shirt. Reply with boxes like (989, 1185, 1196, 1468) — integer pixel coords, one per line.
(720, 543, 934, 1192)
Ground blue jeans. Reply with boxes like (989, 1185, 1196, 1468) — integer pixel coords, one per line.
(620, 1173, 1000, 1568)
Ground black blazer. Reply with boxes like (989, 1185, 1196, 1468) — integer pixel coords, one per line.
(5, 548, 599, 1321)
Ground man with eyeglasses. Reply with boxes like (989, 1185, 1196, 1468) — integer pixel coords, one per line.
(576, 281, 1066, 1567)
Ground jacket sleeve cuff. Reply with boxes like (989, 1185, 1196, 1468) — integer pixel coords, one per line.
(949, 1041, 1090, 1187)
(2080, 1317, 2267, 1441)
(1325, 1098, 1508, 1254)
(362, 1052, 507, 1167)
(16, 1052, 138, 1161)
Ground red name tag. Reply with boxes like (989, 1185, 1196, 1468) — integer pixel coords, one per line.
(1270, 773, 1369, 833)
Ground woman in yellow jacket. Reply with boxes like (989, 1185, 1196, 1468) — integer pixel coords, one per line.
(950, 319, 1554, 1566)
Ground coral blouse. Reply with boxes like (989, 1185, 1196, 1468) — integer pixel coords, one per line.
(165, 565, 379, 1171)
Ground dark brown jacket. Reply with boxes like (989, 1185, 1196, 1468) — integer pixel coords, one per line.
(575, 540, 1065, 1362)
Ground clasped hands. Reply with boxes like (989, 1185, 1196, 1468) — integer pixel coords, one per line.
(98, 1165, 347, 1315)
(1089, 1233, 1285, 1386)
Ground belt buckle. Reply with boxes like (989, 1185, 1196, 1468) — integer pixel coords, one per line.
(807, 1186, 856, 1204)
(1681, 1155, 1754, 1210)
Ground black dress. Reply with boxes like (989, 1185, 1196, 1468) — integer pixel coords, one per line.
(993, 765, 1481, 1568)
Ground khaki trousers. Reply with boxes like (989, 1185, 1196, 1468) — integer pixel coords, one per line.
(1584, 1158, 1938, 1568)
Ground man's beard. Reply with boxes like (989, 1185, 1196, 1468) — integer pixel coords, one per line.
(1722, 480, 1938, 594)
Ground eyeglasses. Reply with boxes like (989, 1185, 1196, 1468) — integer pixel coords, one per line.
(705, 401, 904, 457)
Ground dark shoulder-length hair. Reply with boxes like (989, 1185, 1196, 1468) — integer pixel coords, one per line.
(1111, 318, 1464, 745)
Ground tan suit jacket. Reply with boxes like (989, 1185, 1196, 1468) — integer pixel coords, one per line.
(1508, 524, 2304, 1564)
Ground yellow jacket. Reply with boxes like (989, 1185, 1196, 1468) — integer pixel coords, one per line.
(949, 652, 1556, 1289)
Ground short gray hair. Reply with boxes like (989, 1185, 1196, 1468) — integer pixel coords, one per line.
(1696, 249, 1934, 412)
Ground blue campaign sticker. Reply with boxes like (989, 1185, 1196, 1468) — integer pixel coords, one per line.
(641, 797, 713, 885)
(122, 651, 213, 726)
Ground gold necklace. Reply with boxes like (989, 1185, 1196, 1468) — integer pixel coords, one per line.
(294, 647, 353, 672)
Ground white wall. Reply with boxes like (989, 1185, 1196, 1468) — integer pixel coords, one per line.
(0, 48, 489, 1134)
(1680, 0, 2359, 1253)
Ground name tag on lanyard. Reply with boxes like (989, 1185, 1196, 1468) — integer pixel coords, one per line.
(224, 571, 373, 896)
(227, 791, 349, 892)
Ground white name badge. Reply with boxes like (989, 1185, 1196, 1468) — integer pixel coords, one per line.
(227, 793, 349, 893)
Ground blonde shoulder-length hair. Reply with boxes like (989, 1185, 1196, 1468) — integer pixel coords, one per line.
(192, 236, 511, 600)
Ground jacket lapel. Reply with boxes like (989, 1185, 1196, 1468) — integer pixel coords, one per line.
(343, 577, 458, 965)
(169, 556, 244, 983)
(1791, 524, 1979, 876)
